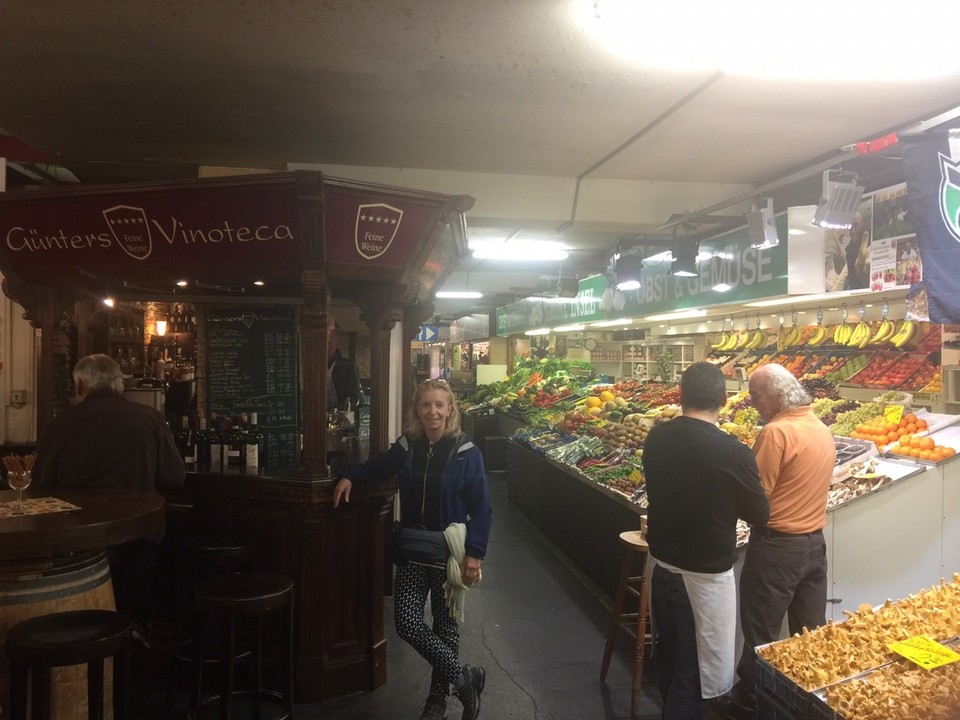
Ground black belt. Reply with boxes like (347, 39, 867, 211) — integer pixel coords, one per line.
(755, 526, 823, 539)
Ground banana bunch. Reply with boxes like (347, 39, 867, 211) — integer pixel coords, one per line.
(889, 319, 917, 348)
(710, 332, 730, 351)
(806, 324, 830, 347)
(868, 319, 897, 345)
(744, 328, 767, 350)
(833, 322, 853, 345)
(846, 321, 872, 349)
(711, 331, 742, 352)
(734, 330, 752, 350)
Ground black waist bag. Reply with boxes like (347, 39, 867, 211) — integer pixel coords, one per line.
(392, 522, 449, 568)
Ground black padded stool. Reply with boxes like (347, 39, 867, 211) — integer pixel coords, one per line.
(193, 572, 294, 720)
(163, 536, 255, 717)
(6, 610, 133, 720)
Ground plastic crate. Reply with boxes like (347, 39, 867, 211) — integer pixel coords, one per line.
(757, 655, 841, 720)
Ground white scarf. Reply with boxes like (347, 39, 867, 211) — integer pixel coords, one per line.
(443, 522, 480, 621)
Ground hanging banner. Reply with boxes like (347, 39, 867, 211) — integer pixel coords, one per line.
(902, 126, 960, 323)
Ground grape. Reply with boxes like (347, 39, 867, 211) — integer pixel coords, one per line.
(828, 402, 884, 436)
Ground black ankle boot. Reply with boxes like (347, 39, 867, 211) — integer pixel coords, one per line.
(453, 665, 485, 720)
(419, 693, 448, 719)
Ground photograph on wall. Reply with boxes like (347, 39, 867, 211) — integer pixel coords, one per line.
(824, 195, 874, 292)
(895, 236, 923, 285)
(872, 183, 913, 240)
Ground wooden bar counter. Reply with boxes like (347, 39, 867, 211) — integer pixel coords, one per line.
(182, 467, 397, 702)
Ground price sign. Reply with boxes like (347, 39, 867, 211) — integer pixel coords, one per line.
(888, 636, 960, 670)
(883, 404, 905, 425)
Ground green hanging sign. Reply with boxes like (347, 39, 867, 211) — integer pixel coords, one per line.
(495, 218, 788, 335)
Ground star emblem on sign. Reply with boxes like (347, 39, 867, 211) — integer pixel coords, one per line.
(354, 203, 404, 260)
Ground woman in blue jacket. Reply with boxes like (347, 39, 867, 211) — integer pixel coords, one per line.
(334, 379, 493, 720)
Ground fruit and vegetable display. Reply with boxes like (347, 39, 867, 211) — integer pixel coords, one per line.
(885, 434, 956, 463)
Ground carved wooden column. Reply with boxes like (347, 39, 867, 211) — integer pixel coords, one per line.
(301, 270, 331, 473)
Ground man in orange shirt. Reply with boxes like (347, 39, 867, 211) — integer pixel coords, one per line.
(719, 363, 836, 719)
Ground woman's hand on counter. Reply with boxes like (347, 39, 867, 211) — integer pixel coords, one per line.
(333, 477, 352, 508)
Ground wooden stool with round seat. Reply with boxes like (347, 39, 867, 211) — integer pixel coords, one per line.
(192, 572, 294, 720)
(600, 525, 651, 718)
(6, 609, 133, 720)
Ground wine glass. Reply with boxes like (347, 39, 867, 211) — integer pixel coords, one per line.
(7, 470, 31, 514)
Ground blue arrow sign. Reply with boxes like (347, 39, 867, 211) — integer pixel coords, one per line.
(416, 325, 439, 342)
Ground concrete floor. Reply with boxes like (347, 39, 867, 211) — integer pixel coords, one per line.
(132, 474, 724, 719)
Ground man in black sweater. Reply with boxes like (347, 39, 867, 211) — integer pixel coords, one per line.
(644, 362, 769, 720)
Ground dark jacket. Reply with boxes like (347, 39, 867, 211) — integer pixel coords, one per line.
(34, 389, 186, 492)
(328, 349, 363, 410)
(342, 432, 493, 559)
(644, 415, 769, 573)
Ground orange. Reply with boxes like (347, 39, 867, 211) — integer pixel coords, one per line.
(916, 419, 928, 430)
(944, 448, 957, 457)
(904, 413, 917, 424)
(930, 449, 945, 462)
(910, 448, 923, 458)
(901, 435, 914, 448)
(897, 427, 908, 437)
(919, 450, 931, 461)
(920, 437, 935, 451)
(906, 423, 918, 434)
(886, 431, 899, 442)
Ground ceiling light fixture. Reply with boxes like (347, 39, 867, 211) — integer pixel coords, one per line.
(590, 318, 633, 327)
(176, 279, 189, 287)
(552, 324, 585, 332)
(712, 283, 733, 292)
(812, 170, 864, 229)
(253, 280, 265, 287)
(102, 295, 115, 308)
(524, 328, 551, 336)
(436, 291, 483, 299)
(744, 288, 874, 308)
(155, 320, 167, 336)
(747, 197, 779, 249)
(671, 239, 699, 277)
(645, 308, 707, 322)
(615, 254, 644, 291)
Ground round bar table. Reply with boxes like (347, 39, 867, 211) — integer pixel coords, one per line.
(0, 489, 166, 720)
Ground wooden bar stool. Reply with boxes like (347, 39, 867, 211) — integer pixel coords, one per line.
(6, 610, 132, 720)
(193, 572, 294, 720)
(600, 524, 650, 718)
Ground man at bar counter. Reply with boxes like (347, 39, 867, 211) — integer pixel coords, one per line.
(33, 353, 185, 636)
(718, 363, 835, 720)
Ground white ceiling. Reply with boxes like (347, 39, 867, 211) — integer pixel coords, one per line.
(3, 1, 960, 322)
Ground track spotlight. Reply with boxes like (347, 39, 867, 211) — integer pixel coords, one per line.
(812, 170, 864, 230)
(615, 254, 644, 291)
(748, 197, 779, 249)
(672, 239, 699, 277)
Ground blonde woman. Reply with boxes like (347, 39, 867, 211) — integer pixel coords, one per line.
(335, 379, 492, 720)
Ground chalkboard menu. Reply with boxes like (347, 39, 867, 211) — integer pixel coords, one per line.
(205, 307, 300, 468)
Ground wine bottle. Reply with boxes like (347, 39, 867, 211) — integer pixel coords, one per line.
(176, 416, 196, 465)
(209, 412, 223, 467)
(196, 416, 212, 465)
(244, 412, 264, 469)
(224, 418, 242, 467)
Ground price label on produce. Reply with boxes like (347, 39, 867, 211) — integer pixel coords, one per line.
(888, 636, 960, 670)
(883, 404, 905, 425)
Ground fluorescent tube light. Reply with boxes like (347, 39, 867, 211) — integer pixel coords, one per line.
(744, 288, 874, 308)
(590, 318, 633, 328)
(436, 291, 484, 299)
(644, 309, 706, 322)
(524, 328, 551, 336)
(552, 324, 585, 332)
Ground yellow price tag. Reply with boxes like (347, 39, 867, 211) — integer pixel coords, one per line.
(883, 404, 905, 425)
(629, 468, 644, 485)
(888, 636, 960, 670)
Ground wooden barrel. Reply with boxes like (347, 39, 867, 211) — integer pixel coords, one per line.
(0, 551, 117, 720)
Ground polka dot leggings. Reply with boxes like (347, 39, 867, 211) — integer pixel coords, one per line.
(394, 562, 463, 697)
